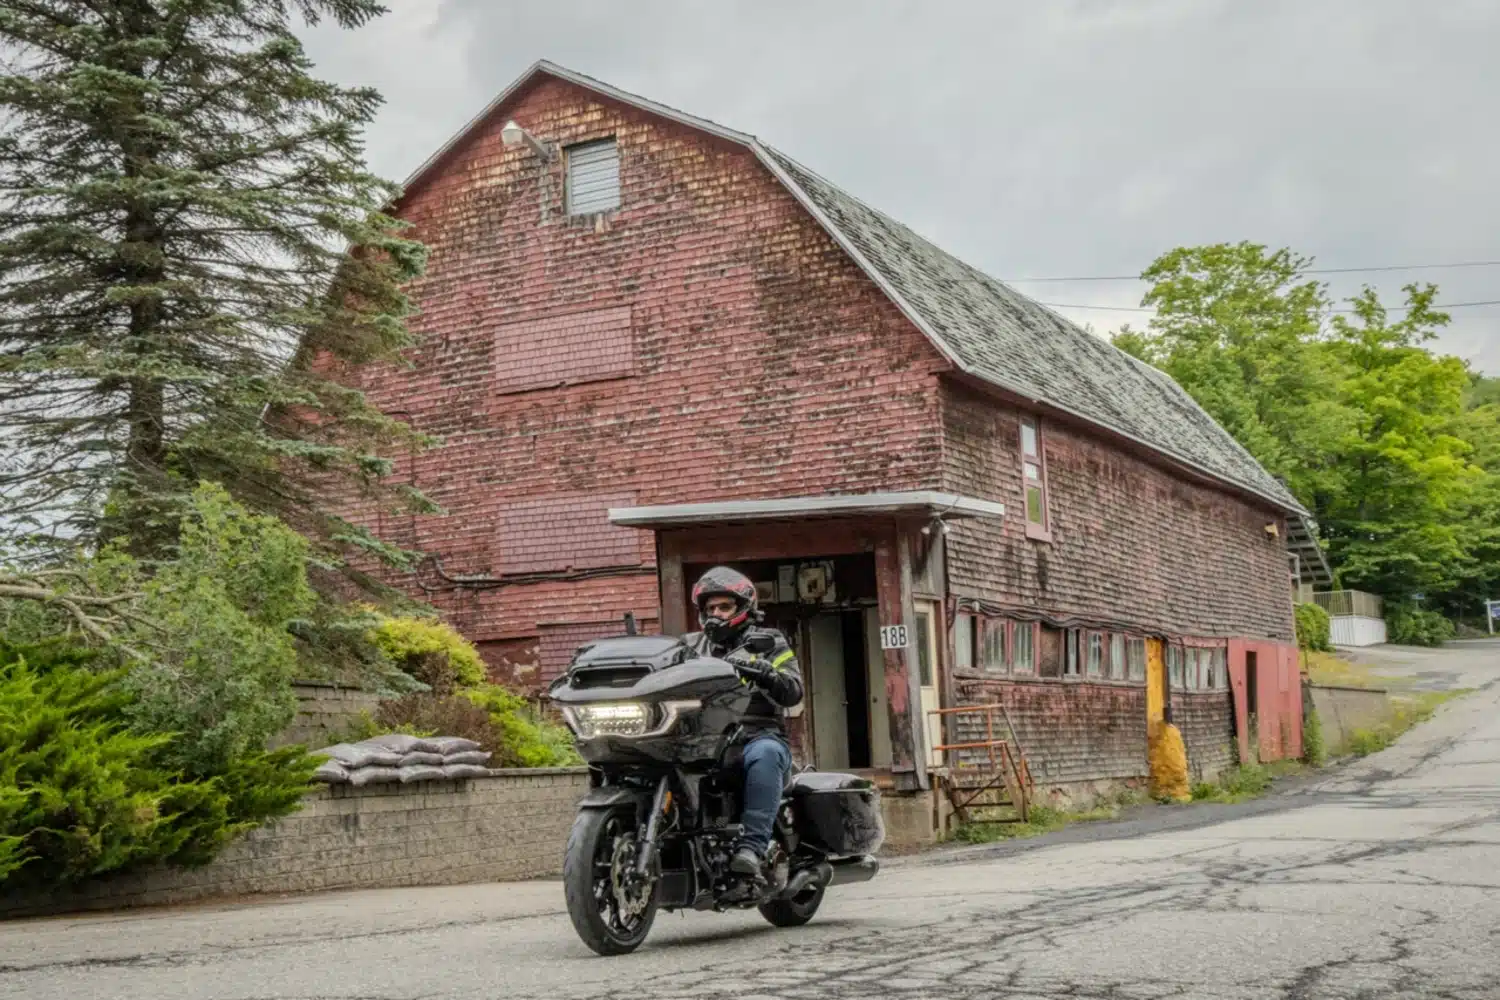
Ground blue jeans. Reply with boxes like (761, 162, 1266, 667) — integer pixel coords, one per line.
(739, 734, 792, 856)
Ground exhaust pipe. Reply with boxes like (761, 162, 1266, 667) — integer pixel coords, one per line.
(780, 861, 832, 899)
(827, 855, 879, 887)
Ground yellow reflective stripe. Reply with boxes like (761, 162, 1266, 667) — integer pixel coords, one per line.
(771, 650, 795, 671)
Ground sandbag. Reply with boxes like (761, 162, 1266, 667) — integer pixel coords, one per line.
(312, 759, 350, 784)
(427, 736, 482, 755)
(442, 750, 492, 766)
(348, 765, 403, 786)
(398, 764, 448, 784)
(441, 763, 490, 780)
(399, 751, 445, 767)
(366, 733, 442, 755)
(314, 742, 403, 769)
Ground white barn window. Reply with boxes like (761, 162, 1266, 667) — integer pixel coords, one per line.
(566, 139, 620, 215)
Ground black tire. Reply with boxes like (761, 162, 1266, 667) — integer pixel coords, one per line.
(758, 880, 826, 928)
(563, 807, 659, 956)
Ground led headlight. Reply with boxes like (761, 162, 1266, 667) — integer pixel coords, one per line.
(562, 699, 702, 739)
(567, 702, 650, 738)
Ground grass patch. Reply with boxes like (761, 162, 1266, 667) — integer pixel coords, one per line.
(1302, 650, 1413, 691)
(1189, 760, 1307, 804)
(1344, 689, 1470, 758)
(950, 788, 1148, 844)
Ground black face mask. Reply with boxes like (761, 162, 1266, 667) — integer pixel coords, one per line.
(703, 614, 747, 649)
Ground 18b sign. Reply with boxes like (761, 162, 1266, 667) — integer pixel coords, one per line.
(879, 624, 909, 650)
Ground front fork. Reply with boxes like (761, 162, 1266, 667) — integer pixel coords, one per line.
(634, 776, 671, 877)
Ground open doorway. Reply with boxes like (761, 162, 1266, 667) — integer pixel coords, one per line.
(684, 552, 888, 772)
(805, 611, 873, 770)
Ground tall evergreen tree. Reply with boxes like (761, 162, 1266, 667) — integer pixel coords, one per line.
(0, 1, 430, 565)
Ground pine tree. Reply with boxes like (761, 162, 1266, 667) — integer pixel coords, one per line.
(0, 1, 431, 566)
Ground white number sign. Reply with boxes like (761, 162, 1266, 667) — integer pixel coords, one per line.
(880, 625, 909, 650)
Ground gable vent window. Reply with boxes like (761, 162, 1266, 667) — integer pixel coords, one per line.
(565, 138, 620, 215)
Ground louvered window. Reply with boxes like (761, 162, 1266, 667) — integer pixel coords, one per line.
(566, 139, 620, 215)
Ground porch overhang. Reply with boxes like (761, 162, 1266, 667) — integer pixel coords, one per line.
(607, 491, 1005, 529)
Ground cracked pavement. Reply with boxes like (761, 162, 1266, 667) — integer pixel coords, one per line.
(3, 641, 1498, 1000)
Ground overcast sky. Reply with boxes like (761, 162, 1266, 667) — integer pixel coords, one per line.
(302, 0, 1498, 373)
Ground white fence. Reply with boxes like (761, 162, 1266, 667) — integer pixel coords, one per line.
(1329, 615, 1387, 647)
(1313, 591, 1387, 648)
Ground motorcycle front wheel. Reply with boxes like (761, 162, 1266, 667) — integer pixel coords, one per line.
(563, 806, 659, 955)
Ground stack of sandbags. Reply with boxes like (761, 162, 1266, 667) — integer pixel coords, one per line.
(312, 734, 493, 786)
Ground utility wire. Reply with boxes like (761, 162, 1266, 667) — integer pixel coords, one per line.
(1005, 260, 1500, 283)
(1040, 298, 1500, 314)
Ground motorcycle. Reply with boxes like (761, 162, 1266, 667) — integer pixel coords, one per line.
(547, 630, 884, 955)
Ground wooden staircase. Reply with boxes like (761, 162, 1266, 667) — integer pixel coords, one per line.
(928, 703, 1035, 827)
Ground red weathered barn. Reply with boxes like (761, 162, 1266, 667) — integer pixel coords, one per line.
(336, 61, 1306, 840)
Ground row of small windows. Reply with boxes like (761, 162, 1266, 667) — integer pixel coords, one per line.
(952, 613, 1229, 691)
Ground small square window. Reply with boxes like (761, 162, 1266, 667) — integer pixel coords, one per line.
(1021, 422, 1039, 459)
(954, 614, 975, 672)
(566, 138, 620, 215)
(1109, 634, 1127, 680)
(1127, 637, 1147, 682)
(980, 618, 1007, 673)
(1012, 622, 1035, 675)
(1018, 417, 1051, 538)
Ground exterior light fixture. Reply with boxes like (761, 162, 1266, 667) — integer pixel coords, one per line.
(501, 119, 558, 162)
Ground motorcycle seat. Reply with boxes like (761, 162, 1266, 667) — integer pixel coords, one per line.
(785, 771, 875, 796)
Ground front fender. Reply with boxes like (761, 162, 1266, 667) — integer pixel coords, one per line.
(576, 786, 653, 812)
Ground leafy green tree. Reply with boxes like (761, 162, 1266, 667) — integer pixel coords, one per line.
(0, 0, 430, 567)
(1114, 243, 1493, 612)
(3, 483, 317, 774)
(1112, 243, 1353, 504)
(1319, 286, 1480, 599)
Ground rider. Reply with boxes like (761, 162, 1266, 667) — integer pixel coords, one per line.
(682, 566, 804, 878)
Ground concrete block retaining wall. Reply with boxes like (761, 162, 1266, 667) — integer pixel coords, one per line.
(1308, 684, 1391, 753)
(271, 682, 386, 749)
(1, 769, 590, 919)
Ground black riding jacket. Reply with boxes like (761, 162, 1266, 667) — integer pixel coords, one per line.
(683, 625, 804, 739)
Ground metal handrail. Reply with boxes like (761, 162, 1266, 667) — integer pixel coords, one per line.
(927, 703, 1032, 821)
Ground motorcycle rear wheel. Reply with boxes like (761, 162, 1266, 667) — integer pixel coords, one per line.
(758, 880, 825, 927)
(563, 807, 659, 955)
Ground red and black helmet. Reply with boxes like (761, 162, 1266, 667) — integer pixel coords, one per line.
(691, 565, 758, 638)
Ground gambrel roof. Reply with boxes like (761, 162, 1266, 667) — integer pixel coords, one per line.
(403, 61, 1305, 516)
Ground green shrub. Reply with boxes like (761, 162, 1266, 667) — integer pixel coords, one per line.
(1347, 727, 1393, 757)
(1302, 709, 1327, 767)
(1387, 606, 1455, 647)
(1295, 603, 1333, 651)
(289, 602, 426, 696)
(461, 684, 582, 768)
(0, 645, 317, 890)
(329, 709, 436, 745)
(369, 614, 487, 691)
(1219, 764, 1272, 797)
(374, 691, 501, 750)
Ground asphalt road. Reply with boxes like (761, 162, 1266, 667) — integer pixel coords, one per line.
(3, 641, 1498, 1000)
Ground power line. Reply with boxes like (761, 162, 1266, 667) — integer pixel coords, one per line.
(1040, 298, 1500, 314)
(1005, 259, 1500, 284)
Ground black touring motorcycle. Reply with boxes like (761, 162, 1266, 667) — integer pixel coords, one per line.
(548, 630, 884, 955)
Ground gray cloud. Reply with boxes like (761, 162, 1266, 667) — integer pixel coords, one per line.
(302, 0, 1499, 372)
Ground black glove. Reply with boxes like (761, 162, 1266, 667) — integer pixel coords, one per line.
(730, 653, 772, 685)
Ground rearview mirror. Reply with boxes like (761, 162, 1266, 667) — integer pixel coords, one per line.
(745, 633, 776, 655)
